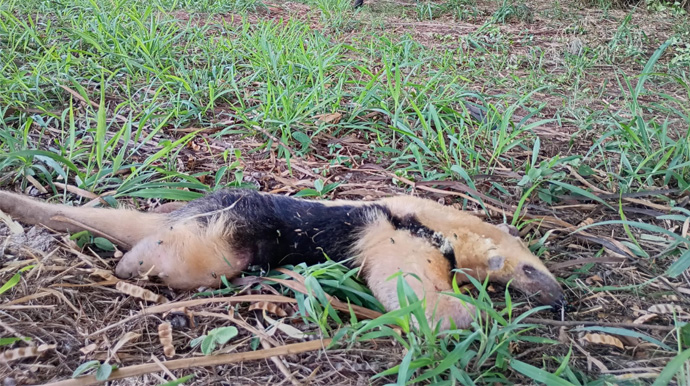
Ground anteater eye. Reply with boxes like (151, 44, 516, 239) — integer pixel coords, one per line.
(522, 265, 536, 277)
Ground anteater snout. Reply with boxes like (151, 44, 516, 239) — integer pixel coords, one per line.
(517, 262, 565, 308)
(535, 277, 566, 309)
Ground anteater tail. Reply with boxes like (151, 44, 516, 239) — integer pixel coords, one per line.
(0, 191, 166, 249)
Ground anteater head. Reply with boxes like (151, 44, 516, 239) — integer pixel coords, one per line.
(451, 222, 565, 309)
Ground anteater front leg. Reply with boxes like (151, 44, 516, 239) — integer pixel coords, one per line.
(355, 219, 476, 329)
(115, 218, 249, 290)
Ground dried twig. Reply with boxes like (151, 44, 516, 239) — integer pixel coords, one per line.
(53, 182, 99, 200)
(521, 317, 675, 332)
(42, 339, 332, 386)
(142, 294, 298, 315)
(258, 327, 303, 386)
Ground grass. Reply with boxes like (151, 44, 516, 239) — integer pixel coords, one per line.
(1, 0, 689, 384)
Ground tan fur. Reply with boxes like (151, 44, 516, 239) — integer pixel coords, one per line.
(350, 196, 562, 328)
(115, 219, 249, 289)
(0, 190, 563, 329)
(353, 216, 474, 329)
(380, 195, 557, 287)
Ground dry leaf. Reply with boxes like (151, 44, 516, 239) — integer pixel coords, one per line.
(647, 304, 683, 314)
(249, 301, 288, 317)
(578, 218, 594, 228)
(25, 175, 48, 194)
(0, 210, 24, 235)
(1, 344, 56, 363)
(90, 269, 118, 281)
(582, 333, 624, 350)
(80, 343, 98, 355)
(633, 313, 658, 324)
(586, 275, 603, 284)
(116, 281, 167, 303)
(111, 331, 141, 358)
(558, 326, 569, 344)
(630, 305, 644, 317)
(314, 112, 342, 124)
(614, 373, 660, 381)
(158, 322, 175, 358)
(263, 313, 310, 339)
(361, 111, 381, 120)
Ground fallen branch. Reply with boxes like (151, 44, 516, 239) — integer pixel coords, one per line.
(43, 339, 331, 386)
(521, 317, 675, 332)
(141, 294, 298, 315)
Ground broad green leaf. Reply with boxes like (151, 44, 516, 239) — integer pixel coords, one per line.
(189, 336, 204, 348)
(211, 326, 238, 345)
(158, 374, 195, 386)
(201, 336, 215, 355)
(0, 337, 30, 346)
(95, 363, 113, 381)
(93, 237, 115, 251)
(72, 360, 101, 378)
(666, 249, 690, 278)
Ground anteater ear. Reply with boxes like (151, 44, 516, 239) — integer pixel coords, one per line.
(487, 255, 505, 272)
(496, 223, 520, 238)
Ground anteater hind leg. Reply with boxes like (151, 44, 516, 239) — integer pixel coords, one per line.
(115, 218, 249, 290)
(355, 219, 476, 329)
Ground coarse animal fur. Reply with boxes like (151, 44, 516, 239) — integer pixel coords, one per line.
(0, 189, 565, 328)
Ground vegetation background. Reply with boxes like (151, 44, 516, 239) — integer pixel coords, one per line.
(0, 0, 689, 383)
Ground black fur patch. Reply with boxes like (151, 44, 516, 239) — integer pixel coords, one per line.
(390, 214, 456, 271)
(171, 189, 389, 268)
(171, 189, 457, 272)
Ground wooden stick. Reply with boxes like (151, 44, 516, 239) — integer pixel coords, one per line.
(43, 339, 331, 386)
(521, 317, 675, 332)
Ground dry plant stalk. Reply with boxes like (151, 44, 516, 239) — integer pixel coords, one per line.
(1, 344, 56, 363)
(116, 281, 167, 304)
(44, 339, 331, 386)
(158, 322, 175, 358)
(248, 301, 289, 317)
